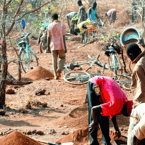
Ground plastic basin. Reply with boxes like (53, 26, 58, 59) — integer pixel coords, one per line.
(120, 27, 140, 47)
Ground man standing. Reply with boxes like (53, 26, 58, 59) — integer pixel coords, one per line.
(87, 1, 98, 24)
(87, 76, 133, 145)
(105, 9, 117, 25)
(47, 13, 67, 80)
(125, 42, 145, 107)
(77, 0, 87, 24)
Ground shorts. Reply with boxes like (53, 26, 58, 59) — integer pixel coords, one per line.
(87, 25, 97, 35)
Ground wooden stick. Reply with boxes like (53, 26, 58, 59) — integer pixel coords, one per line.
(78, 38, 98, 48)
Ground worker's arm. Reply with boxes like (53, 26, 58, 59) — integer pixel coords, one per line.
(111, 115, 121, 137)
(87, 8, 91, 21)
(128, 130, 135, 145)
(91, 106, 102, 124)
(78, 7, 83, 23)
(63, 35, 67, 53)
(46, 28, 51, 53)
(66, 16, 71, 29)
(128, 115, 145, 145)
(95, 12, 98, 19)
(127, 120, 136, 145)
(89, 105, 102, 133)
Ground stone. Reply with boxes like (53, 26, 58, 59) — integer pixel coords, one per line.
(36, 130, 44, 135)
(35, 89, 46, 96)
(0, 110, 6, 116)
(6, 89, 15, 94)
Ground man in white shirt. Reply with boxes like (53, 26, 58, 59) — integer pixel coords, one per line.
(66, 12, 78, 34)
(128, 103, 145, 145)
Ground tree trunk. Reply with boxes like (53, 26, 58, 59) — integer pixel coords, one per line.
(0, 5, 8, 108)
(0, 38, 7, 108)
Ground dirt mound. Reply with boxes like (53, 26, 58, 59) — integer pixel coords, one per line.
(53, 105, 88, 128)
(0, 131, 41, 145)
(57, 127, 89, 145)
(57, 127, 106, 145)
(22, 66, 54, 81)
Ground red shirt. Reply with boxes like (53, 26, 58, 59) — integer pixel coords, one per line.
(89, 76, 128, 118)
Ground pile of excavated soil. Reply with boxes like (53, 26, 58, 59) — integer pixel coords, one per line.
(56, 127, 90, 145)
(0, 131, 42, 145)
(57, 127, 115, 145)
(22, 66, 54, 81)
(57, 127, 118, 145)
(53, 105, 88, 128)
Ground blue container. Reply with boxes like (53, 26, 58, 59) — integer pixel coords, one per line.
(120, 27, 141, 47)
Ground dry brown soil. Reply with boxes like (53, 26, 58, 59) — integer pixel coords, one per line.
(0, 0, 144, 144)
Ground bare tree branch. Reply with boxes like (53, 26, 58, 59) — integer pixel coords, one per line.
(6, 0, 13, 8)
(6, 0, 53, 36)
(16, 0, 54, 22)
(6, 0, 24, 36)
(3, 0, 6, 11)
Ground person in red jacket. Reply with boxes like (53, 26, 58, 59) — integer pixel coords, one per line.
(87, 76, 133, 145)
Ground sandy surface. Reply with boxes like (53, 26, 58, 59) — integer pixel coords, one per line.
(0, 0, 144, 144)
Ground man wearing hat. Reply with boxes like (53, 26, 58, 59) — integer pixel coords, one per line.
(87, 76, 133, 145)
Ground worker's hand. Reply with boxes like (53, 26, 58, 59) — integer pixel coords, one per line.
(115, 129, 121, 138)
(64, 49, 67, 53)
(89, 121, 97, 133)
(46, 47, 51, 53)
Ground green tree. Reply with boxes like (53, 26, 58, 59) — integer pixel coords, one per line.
(0, 0, 53, 108)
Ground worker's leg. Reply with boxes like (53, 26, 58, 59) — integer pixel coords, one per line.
(70, 20, 75, 34)
(57, 49, 65, 77)
(99, 116, 111, 145)
(87, 82, 106, 145)
(51, 50, 58, 79)
(66, 16, 71, 29)
(87, 82, 99, 145)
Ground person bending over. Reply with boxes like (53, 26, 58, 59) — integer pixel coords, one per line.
(65, 12, 78, 34)
(74, 20, 97, 43)
(87, 76, 133, 145)
(105, 9, 117, 25)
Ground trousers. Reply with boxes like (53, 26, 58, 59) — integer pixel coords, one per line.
(51, 50, 65, 77)
(87, 81, 111, 145)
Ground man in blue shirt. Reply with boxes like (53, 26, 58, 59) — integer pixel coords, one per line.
(87, 1, 98, 24)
